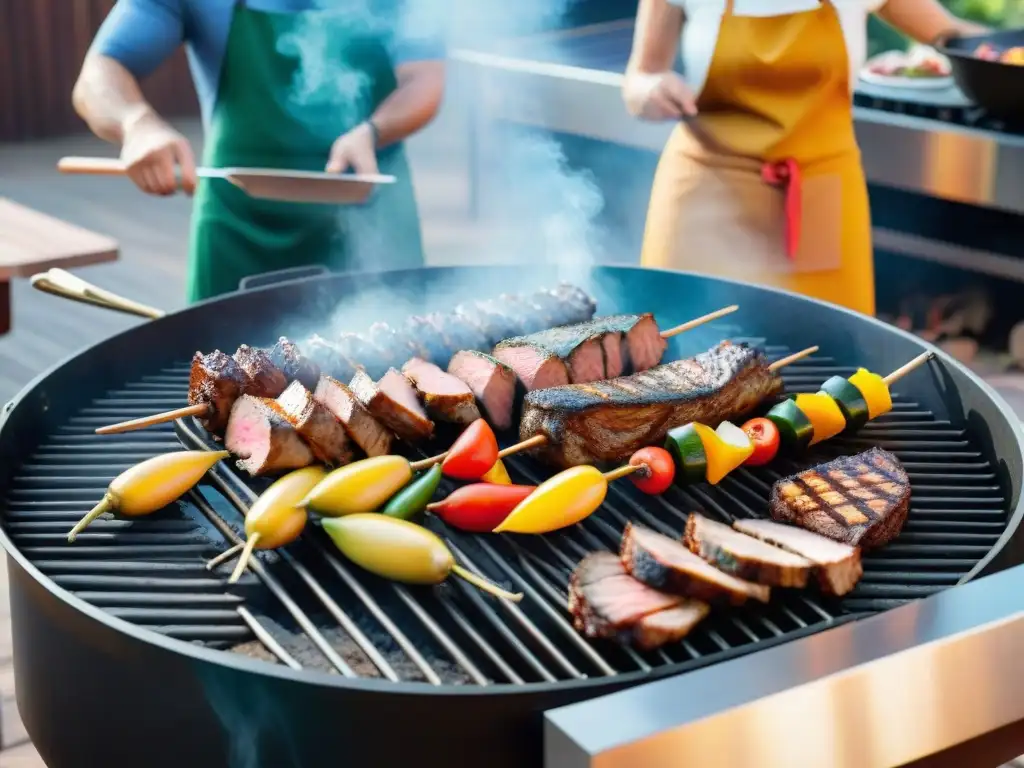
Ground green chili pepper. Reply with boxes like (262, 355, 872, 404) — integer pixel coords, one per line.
(381, 464, 442, 520)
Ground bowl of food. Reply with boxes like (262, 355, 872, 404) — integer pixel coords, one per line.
(939, 29, 1024, 120)
(860, 46, 952, 89)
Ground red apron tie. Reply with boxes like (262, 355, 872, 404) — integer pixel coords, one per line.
(761, 158, 802, 259)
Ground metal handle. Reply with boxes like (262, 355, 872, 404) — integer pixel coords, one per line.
(30, 268, 165, 319)
(57, 157, 129, 176)
(238, 265, 331, 292)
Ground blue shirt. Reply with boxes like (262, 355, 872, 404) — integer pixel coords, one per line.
(91, 0, 446, 126)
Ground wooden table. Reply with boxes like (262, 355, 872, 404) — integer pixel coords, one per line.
(0, 197, 119, 334)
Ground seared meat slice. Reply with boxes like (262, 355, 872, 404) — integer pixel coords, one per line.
(495, 324, 606, 386)
(314, 375, 394, 457)
(733, 518, 863, 597)
(402, 357, 482, 425)
(276, 381, 354, 466)
(599, 313, 667, 373)
(189, 350, 250, 435)
(350, 368, 435, 442)
(268, 336, 320, 390)
(336, 332, 387, 378)
(492, 338, 571, 391)
(770, 448, 910, 548)
(447, 350, 516, 430)
(521, 342, 782, 468)
(233, 344, 288, 398)
(224, 396, 315, 476)
(621, 523, 770, 605)
(683, 513, 812, 588)
(633, 603, 711, 651)
(304, 334, 358, 382)
(366, 322, 429, 367)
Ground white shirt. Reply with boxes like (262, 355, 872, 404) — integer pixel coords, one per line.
(669, 0, 887, 94)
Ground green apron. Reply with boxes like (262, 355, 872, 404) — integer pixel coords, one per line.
(186, 1, 425, 303)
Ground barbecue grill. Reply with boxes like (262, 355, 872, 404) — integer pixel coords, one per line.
(1, 265, 1023, 768)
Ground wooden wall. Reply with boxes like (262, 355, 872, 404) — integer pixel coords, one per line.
(0, 1, 198, 142)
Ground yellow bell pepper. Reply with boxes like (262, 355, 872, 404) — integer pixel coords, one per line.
(493, 465, 607, 534)
(301, 455, 413, 517)
(794, 393, 847, 445)
(848, 368, 892, 420)
(481, 459, 512, 485)
(692, 422, 754, 485)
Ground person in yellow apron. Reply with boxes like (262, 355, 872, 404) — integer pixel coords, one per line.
(625, 0, 987, 316)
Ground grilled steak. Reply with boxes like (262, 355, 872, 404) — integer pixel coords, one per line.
(233, 344, 288, 398)
(621, 523, 770, 605)
(521, 341, 782, 468)
(733, 518, 863, 596)
(447, 350, 517, 430)
(189, 350, 249, 435)
(683, 513, 812, 588)
(770, 448, 910, 548)
(568, 553, 709, 650)
(495, 325, 605, 386)
(402, 357, 482, 425)
(224, 396, 315, 476)
(314, 376, 393, 457)
(601, 313, 667, 373)
(276, 381, 354, 466)
(350, 368, 435, 442)
(269, 336, 320, 390)
(304, 334, 358, 382)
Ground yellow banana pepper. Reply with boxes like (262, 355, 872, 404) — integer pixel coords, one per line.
(493, 465, 607, 534)
(301, 455, 413, 517)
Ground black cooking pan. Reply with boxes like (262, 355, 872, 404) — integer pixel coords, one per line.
(939, 29, 1024, 122)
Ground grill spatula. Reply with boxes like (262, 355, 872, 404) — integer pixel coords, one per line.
(57, 156, 396, 204)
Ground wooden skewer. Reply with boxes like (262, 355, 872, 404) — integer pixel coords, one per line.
(883, 351, 934, 386)
(768, 345, 819, 372)
(228, 533, 262, 584)
(603, 464, 643, 482)
(659, 305, 739, 339)
(207, 542, 244, 570)
(95, 402, 209, 435)
(409, 452, 448, 472)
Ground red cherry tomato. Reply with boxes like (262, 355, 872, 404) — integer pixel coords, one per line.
(741, 417, 780, 466)
(441, 419, 499, 480)
(628, 447, 676, 495)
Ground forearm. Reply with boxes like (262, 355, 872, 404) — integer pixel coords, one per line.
(875, 0, 989, 46)
(370, 62, 445, 148)
(626, 0, 683, 75)
(72, 55, 159, 145)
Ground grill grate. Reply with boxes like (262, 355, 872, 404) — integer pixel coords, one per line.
(2, 340, 1009, 686)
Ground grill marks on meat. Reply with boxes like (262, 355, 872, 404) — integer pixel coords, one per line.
(269, 337, 320, 390)
(770, 448, 910, 548)
(402, 358, 482, 425)
(351, 368, 434, 442)
(189, 350, 249, 434)
(622, 523, 770, 605)
(447, 351, 517, 430)
(314, 376, 394, 457)
(276, 381, 354, 466)
(683, 513, 812, 588)
(521, 341, 782, 468)
(224, 396, 316, 476)
(568, 553, 709, 651)
(233, 345, 288, 398)
(733, 519, 863, 597)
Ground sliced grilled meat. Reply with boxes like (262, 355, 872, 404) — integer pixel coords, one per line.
(447, 350, 517, 430)
(336, 332, 387, 378)
(521, 342, 782, 468)
(683, 513, 812, 588)
(276, 381, 354, 466)
(633, 603, 711, 651)
(770, 448, 910, 548)
(269, 336, 320, 390)
(366, 322, 429, 367)
(304, 334, 358, 382)
(500, 293, 559, 329)
(495, 325, 606, 386)
(424, 312, 491, 363)
(189, 350, 250, 435)
(621, 523, 771, 605)
(314, 375, 394, 457)
(233, 344, 288, 398)
(224, 395, 315, 476)
(403, 316, 450, 364)
(350, 368, 435, 442)
(545, 283, 598, 325)
(600, 313, 667, 372)
(733, 518, 863, 597)
(402, 357, 482, 425)
(492, 338, 570, 391)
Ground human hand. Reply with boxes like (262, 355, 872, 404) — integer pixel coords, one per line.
(325, 122, 379, 175)
(120, 109, 196, 196)
(623, 71, 697, 121)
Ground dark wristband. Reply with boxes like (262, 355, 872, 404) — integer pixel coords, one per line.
(365, 119, 380, 148)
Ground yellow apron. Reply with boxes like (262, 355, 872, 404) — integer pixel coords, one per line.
(640, 0, 875, 316)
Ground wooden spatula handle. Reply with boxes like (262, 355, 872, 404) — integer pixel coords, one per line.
(57, 157, 129, 175)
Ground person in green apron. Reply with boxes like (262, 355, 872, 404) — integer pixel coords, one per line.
(73, 0, 445, 302)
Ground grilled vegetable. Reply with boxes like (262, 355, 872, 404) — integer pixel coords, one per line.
(321, 514, 522, 601)
(819, 375, 869, 431)
(381, 464, 443, 520)
(481, 458, 512, 485)
(301, 455, 414, 517)
(628, 447, 675, 495)
(664, 424, 709, 485)
(441, 418, 499, 480)
(494, 465, 609, 534)
(427, 483, 536, 532)
(766, 398, 814, 451)
(692, 422, 754, 485)
(848, 368, 893, 419)
(793, 393, 846, 445)
(68, 450, 229, 542)
(741, 417, 780, 466)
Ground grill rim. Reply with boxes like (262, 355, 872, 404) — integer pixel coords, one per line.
(1, 264, 1023, 698)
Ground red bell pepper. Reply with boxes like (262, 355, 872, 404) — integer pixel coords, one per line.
(427, 483, 536, 533)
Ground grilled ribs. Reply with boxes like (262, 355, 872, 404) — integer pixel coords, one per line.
(276, 381, 354, 466)
(770, 448, 910, 548)
(520, 341, 782, 468)
(402, 358, 482, 425)
(224, 395, 315, 476)
(350, 368, 434, 442)
(447, 350, 517, 430)
(313, 375, 394, 457)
